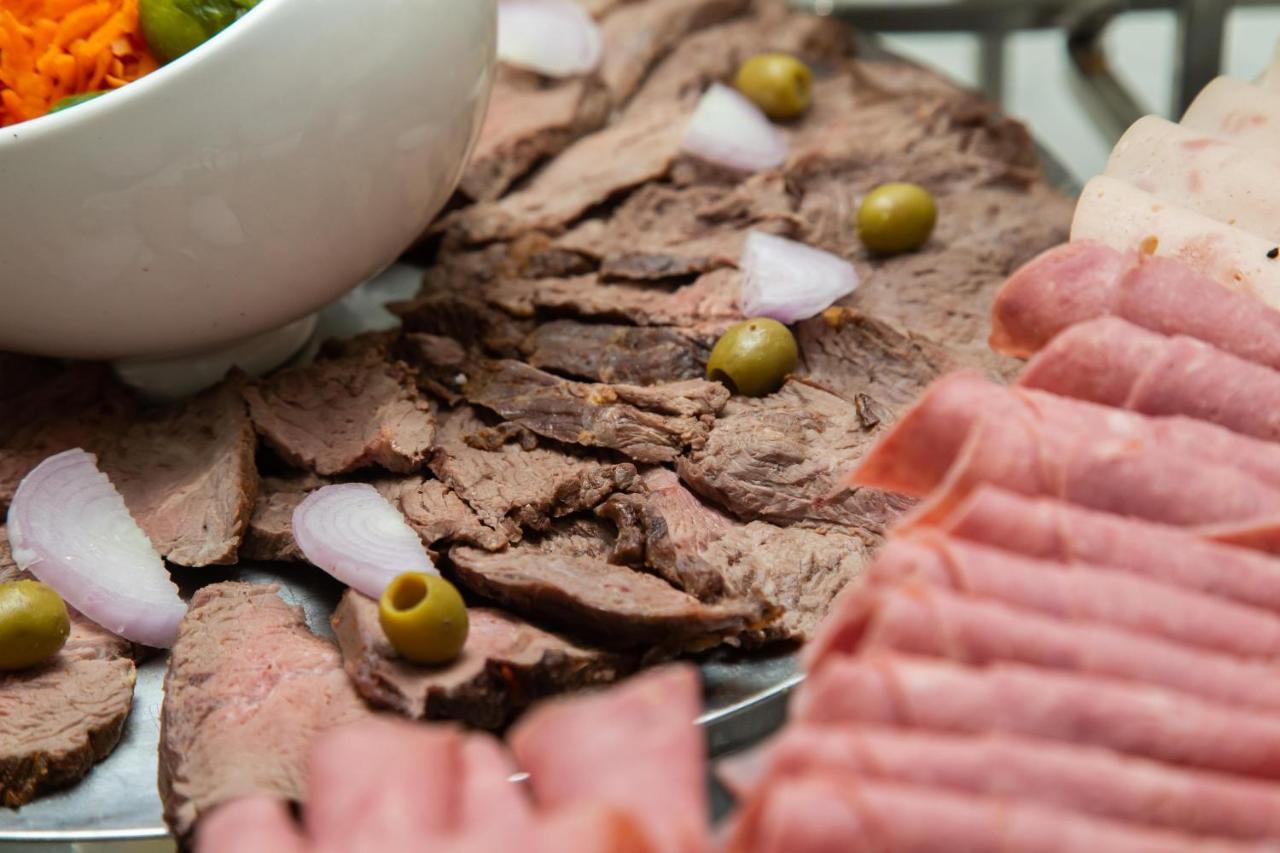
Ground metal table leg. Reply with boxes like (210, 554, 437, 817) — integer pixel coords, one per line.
(978, 30, 1008, 102)
(1175, 0, 1229, 114)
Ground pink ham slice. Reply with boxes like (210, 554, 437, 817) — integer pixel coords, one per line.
(725, 773, 1268, 853)
(804, 579, 1280, 712)
(509, 665, 705, 853)
(794, 653, 1280, 779)
(989, 241, 1280, 367)
(1182, 76, 1280, 156)
(1020, 317, 1280, 443)
(722, 725, 1280, 841)
(849, 372, 1280, 542)
(936, 486, 1280, 614)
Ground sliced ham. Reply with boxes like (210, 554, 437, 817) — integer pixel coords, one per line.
(1182, 76, 1280, 156)
(936, 486, 1280, 614)
(990, 241, 1280, 367)
(510, 665, 705, 853)
(723, 725, 1280, 842)
(805, 579, 1280, 711)
(1020, 317, 1280, 442)
(850, 372, 1280, 540)
(726, 773, 1269, 853)
(794, 653, 1280, 779)
(1071, 176, 1280, 310)
(1106, 116, 1280, 241)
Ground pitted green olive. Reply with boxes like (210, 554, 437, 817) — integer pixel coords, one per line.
(857, 182, 938, 255)
(379, 573, 469, 665)
(0, 580, 70, 671)
(734, 53, 813, 121)
(707, 318, 799, 397)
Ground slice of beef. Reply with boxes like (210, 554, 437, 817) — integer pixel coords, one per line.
(240, 472, 327, 562)
(244, 345, 435, 476)
(395, 291, 531, 358)
(446, 103, 687, 245)
(486, 268, 742, 340)
(0, 530, 136, 808)
(332, 592, 632, 728)
(597, 0, 748, 105)
(552, 175, 797, 281)
(101, 383, 258, 567)
(160, 582, 371, 840)
(459, 68, 611, 202)
(451, 359, 729, 464)
(389, 475, 511, 552)
(430, 405, 637, 541)
(450, 519, 762, 652)
(678, 379, 913, 532)
(521, 321, 709, 385)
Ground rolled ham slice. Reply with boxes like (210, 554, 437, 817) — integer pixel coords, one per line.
(806, 580, 1280, 712)
(1182, 76, 1280, 156)
(1106, 116, 1280, 242)
(1020, 317, 1280, 443)
(794, 654, 1280, 779)
(937, 486, 1280, 614)
(990, 241, 1280, 367)
(725, 774, 1269, 853)
(816, 535, 1280, 663)
(849, 372, 1280, 539)
(1071, 177, 1280, 311)
(723, 725, 1280, 841)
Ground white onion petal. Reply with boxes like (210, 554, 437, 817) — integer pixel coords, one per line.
(681, 84, 788, 173)
(739, 231, 861, 323)
(7, 449, 185, 648)
(292, 484, 436, 599)
(497, 0, 602, 77)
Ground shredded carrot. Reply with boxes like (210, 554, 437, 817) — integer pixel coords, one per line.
(0, 0, 158, 127)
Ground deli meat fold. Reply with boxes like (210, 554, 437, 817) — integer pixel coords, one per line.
(1182, 75, 1280, 156)
(722, 725, 1280, 841)
(848, 372, 1280, 542)
(990, 240, 1280, 368)
(935, 487, 1280, 615)
(795, 654, 1280, 779)
(1020, 317, 1280, 443)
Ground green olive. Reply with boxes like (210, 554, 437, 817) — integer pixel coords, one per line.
(378, 573, 469, 665)
(0, 580, 70, 671)
(139, 0, 260, 64)
(734, 53, 813, 121)
(706, 318, 799, 397)
(49, 91, 107, 114)
(857, 182, 938, 255)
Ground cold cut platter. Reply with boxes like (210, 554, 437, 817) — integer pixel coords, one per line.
(0, 0, 1082, 844)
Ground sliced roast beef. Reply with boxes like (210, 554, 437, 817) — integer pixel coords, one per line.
(450, 519, 761, 651)
(0, 530, 136, 808)
(392, 476, 511, 552)
(678, 379, 912, 532)
(243, 345, 434, 476)
(101, 383, 257, 567)
(430, 406, 637, 541)
(521, 321, 710, 385)
(160, 582, 372, 840)
(448, 359, 729, 464)
(395, 291, 532, 359)
(460, 68, 612, 203)
(332, 591, 631, 728)
(240, 472, 326, 562)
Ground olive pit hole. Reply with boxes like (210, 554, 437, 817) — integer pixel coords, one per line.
(390, 575, 429, 611)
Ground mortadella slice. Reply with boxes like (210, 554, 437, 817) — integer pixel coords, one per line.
(794, 654, 1280, 779)
(936, 487, 1280, 615)
(818, 535, 1280, 663)
(725, 725, 1280, 842)
(806, 579, 1280, 712)
(1106, 115, 1280, 242)
(1019, 317, 1280, 443)
(726, 774, 1270, 853)
(848, 373, 1280, 542)
(1071, 177, 1280, 311)
(990, 241, 1280, 368)
(1182, 76, 1280, 156)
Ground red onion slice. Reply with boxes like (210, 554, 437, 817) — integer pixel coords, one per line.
(7, 449, 186, 648)
(497, 0, 602, 77)
(292, 484, 436, 599)
(739, 231, 861, 323)
(681, 84, 788, 173)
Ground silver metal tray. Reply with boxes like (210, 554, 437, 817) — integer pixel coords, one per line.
(0, 263, 801, 846)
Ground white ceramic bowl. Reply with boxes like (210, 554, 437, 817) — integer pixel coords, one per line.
(0, 0, 495, 361)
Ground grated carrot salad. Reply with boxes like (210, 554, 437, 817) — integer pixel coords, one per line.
(0, 0, 159, 127)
